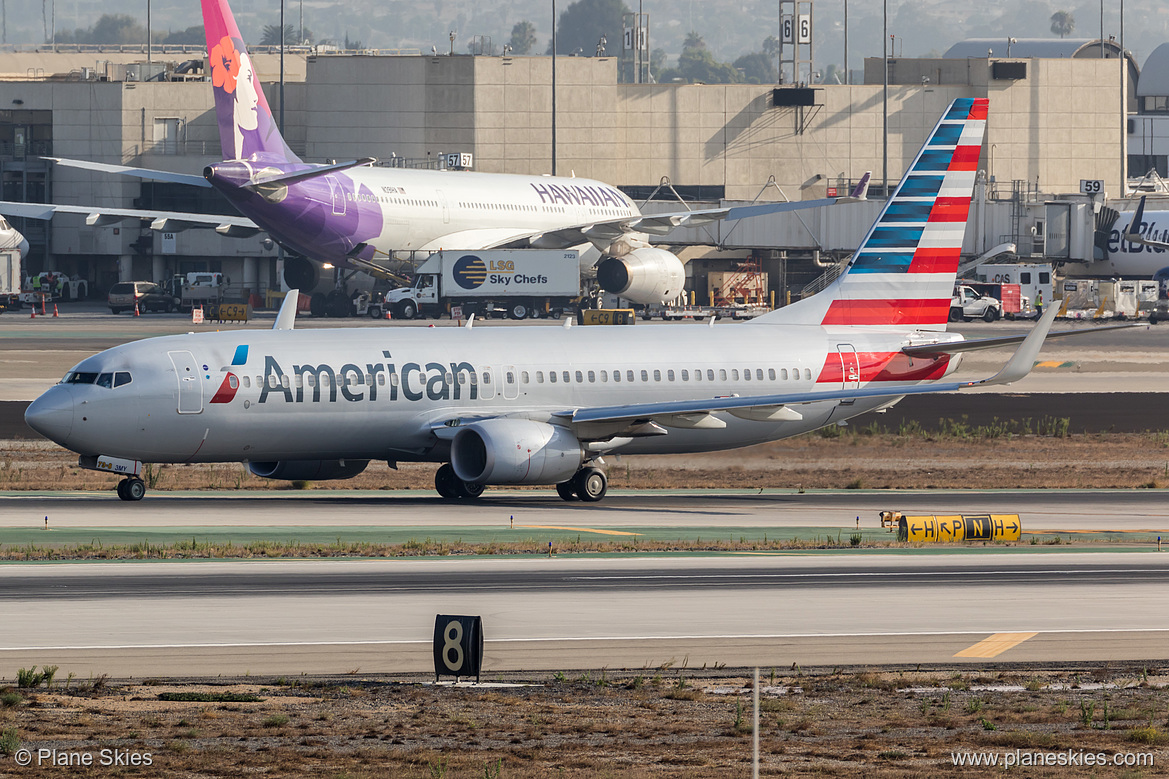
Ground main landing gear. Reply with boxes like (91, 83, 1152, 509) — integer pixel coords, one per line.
(434, 463, 485, 500)
(116, 476, 146, 501)
(555, 466, 608, 503)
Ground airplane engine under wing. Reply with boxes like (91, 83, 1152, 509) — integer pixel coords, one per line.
(248, 459, 369, 481)
(451, 420, 583, 485)
(596, 247, 686, 304)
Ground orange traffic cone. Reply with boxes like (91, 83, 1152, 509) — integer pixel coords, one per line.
(40, 296, 46, 315)
(53, 304, 59, 317)
(29, 307, 35, 318)
(134, 301, 140, 316)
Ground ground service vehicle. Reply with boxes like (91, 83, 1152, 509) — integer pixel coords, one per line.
(950, 284, 1003, 321)
(383, 250, 582, 320)
(108, 281, 175, 314)
(0, 248, 20, 312)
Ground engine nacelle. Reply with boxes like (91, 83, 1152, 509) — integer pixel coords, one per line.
(595, 246, 686, 304)
(451, 419, 583, 485)
(248, 459, 369, 481)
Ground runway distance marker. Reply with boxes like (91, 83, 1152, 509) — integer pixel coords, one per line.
(954, 632, 1038, 658)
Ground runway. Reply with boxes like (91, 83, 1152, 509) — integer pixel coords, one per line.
(2, 488, 1167, 531)
(1, 554, 1167, 678)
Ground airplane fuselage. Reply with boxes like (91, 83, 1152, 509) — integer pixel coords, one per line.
(1070, 209, 1169, 277)
(205, 162, 639, 266)
(29, 322, 958, 466)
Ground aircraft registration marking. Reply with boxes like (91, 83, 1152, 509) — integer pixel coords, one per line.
(953, 632, 1038, 658)
(516, 525, 642, 536)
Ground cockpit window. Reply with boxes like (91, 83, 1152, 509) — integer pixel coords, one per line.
(65, 372, 99, 385)
(114, 372, 132, 387)
(96, 373, 114, 388)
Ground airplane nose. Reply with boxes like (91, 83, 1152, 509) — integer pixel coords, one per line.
(25, 387, 74, 444)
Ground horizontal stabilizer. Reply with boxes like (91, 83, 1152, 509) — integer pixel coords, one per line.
(902, 321, 1137, 356)
(241, 158, 377, 191)
(44, 157, 212, 188)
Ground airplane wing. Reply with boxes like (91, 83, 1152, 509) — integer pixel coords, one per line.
(1121, 195, 1169, 250)
(495, 198, 842, 250)
(561, 307, 1060, 437)
(902, 322, 1138, 356)
(0, 200, 258, 234)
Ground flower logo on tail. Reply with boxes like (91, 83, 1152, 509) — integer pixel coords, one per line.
(210, 36, 241, 94)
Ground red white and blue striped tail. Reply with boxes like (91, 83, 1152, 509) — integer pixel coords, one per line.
(756, 97, 987, 331)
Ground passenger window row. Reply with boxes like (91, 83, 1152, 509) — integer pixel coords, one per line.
(528, 367, 811, 384)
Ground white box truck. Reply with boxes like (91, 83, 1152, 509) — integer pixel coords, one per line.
(0, 248, 20, 313)
(381, 249, 582, 320)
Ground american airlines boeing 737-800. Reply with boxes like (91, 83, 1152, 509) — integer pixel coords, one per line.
(0, 0, 847, 307)
(26, 98, 1094, 503)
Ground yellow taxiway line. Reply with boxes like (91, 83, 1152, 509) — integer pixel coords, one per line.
(954, 632, 1038, 658)
(515, 525, 642, 536)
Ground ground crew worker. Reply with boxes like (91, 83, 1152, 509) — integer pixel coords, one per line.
(31, 274, 41, 293)
(1035, 290, 1043, 317)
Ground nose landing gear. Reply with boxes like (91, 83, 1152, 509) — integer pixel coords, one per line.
(116, 477, 146, 501)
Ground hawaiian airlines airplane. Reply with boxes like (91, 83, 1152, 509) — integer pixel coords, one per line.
(0, 0, 847, 307)
(26, 98, 1092, 503)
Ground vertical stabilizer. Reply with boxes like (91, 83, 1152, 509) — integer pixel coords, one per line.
(202, 0, 301, 163)
(754, 98, 987, 330)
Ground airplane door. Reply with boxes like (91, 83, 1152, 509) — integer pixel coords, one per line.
(168, 350, 204, 414)
(436, 189, 450, 224)
(836, 344, 860, 402)
(502, 365, 519, 400)
(479, 366, 496, 400)
(327, 176, 346, 216)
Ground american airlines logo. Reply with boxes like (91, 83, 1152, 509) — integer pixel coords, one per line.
(252, 353, 480, 404)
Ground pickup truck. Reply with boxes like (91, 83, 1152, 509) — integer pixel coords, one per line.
(950, 284, 1003, 322)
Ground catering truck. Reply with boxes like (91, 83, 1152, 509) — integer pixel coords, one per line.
(0, 247, 19, 312)
(381, 249, 582, 320)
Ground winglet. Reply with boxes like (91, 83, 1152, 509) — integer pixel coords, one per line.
(962, 304, 1058, 388)
(1123, 195, 1147, 243)
(274, 289, 299, 330)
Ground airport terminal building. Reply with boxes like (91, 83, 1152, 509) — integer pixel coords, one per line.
(0, 37, 1158, 301)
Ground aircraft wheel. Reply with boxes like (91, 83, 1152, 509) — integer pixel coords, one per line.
(118, 477, 146, 501)
(434, 463, 460, 500)
(573, 467, 607, 502)
(309, 293, 328, 317)
(325, 290, 351, 317)
(455, 479, 485, 500)
(555, 481, 578, 501)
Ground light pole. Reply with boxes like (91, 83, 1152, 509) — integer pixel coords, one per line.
(882, 0, 888, 197)
(551, 0, 557, 175)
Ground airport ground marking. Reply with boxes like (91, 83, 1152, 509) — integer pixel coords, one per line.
(954, 632, 1038, 658)
(515, 525, 642, 536)
(5, 628, 1169, 653)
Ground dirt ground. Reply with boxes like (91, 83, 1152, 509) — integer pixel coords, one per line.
(1, 666, 1167, 777)
(3, 428, 1169, 493)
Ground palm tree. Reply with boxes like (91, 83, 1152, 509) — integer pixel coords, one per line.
(683, 31, 705, 52)
(1050, 11, 1075, 39)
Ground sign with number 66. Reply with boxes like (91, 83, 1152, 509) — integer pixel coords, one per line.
(433, 614, 484, 682)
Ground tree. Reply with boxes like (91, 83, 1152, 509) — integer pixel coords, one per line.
(761, 35, 780, 59)
(260, 24, 314, 46)
(509, 20, 537, 55)
(1050, 10, 1075, 38)
(683, 31, 705, 52)
(733, 52, 776, 84)
(162, 26, 204, 46)
(547, 0, 629, 56)
(676, 48, 740, 84)
(55, 14, 145, 45)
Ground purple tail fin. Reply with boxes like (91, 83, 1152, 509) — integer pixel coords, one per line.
(202, 0, 301, 163)
(849, 172, 871, 200)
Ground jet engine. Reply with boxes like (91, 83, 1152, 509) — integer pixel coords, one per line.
(595, 247, 686, 304)
(450, 419, 583, 485)
(248, 459, 369, 481)
(282, 255, 321, 292)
